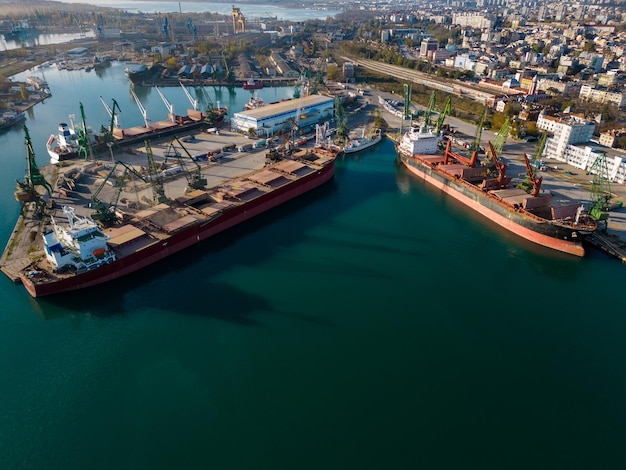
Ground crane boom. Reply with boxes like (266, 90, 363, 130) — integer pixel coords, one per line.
(155, 86, 175, 123)
(471, 107, 487, 153)
(164, 136, 207, 190)
(99, 96, 121, 130)
(422, 91, 436, 132)
(130, 88, 150, 128)
(493, 117, 510, 155)
(179, 81, 198, 111)
(435, 96, 451, 135)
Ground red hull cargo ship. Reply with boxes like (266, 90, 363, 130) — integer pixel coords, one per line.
(8, 149, 336, 298)
(396, 125, 597, 257)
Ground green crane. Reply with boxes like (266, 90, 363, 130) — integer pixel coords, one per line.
(587, 153, 612, 227)
(14, 125, 53, 216)
(164, 136, 207, 191)
(470, 107, 487, 153)
(492, 117, 510, 155)
(144, 140, 167, 203)
(77, 102, 92, 160)
(91, 161, 147, 227)
(421, 91, 436, 132)
(434, 96, 452, 135)
(531, 130, 548, 167)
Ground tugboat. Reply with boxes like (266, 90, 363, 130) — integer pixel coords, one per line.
(243, 78, 263, 90)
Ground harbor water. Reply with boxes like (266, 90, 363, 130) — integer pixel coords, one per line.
(1, 64, 626, 469)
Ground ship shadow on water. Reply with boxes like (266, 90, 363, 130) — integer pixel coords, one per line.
(31, 174, 377, 325)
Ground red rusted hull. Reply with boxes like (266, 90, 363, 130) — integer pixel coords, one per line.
(399, 152, 589, 257)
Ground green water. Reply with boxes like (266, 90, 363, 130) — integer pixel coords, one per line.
(1, 66, 626, 469)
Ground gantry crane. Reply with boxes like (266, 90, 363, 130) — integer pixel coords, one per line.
(164, 136, 207, 191)
(232, 6, 245, 34)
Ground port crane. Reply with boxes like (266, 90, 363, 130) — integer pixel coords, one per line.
(130, 87, 150, 128)
(421, 91, 436, 132)
(587, 153, 612, 227)
(492, 117, 510, 155)
(164, 136, 207, 191)
(90, 161, 148, 227)
(470, 107, 487, 154)
(144, 140, 167, 203)
(14, 125, 53, 216)
(291, 74, 306, 146)
(231, 6, 245, 34)
(180, 81, 198, 111)
(434, 96, 452, 135)
(100, 96, 121, 130)
(483, 141, 512, 190)
(522, 152, 543, 197)
(155, 86, 175, 123)
(77, 102, 93, 160)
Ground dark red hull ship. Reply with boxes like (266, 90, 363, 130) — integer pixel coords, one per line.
(19, 155, 335, 297)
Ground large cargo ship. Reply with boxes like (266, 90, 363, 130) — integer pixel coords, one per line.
(396, 124, 597, 256)
(45, 95, 228, 164)
(4, 129, 336, 298)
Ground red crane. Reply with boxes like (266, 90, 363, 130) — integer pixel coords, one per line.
(523, 152, 543, 197)
(487, 141, 510, 189)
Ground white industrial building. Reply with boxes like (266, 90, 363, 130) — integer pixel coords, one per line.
(537, 111, 626, 184)
(230, 94, 335, 138)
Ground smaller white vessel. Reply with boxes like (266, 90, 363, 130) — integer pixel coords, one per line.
(343, 128, 382, 154)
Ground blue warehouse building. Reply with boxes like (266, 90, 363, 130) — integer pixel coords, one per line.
(230, 94, 335, 138)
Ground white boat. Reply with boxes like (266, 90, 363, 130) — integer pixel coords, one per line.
(343, 128, 382, 154)
(46, 122, 80, 163)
